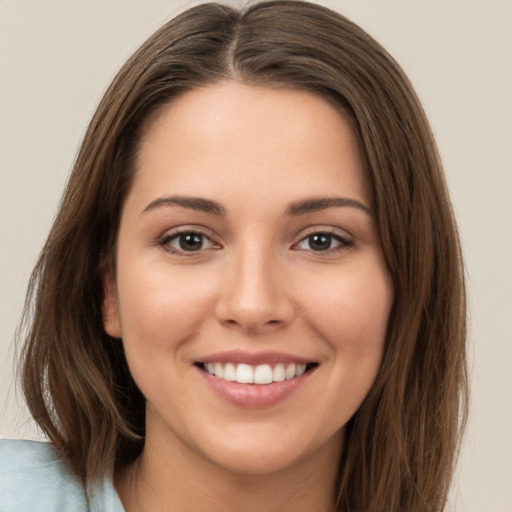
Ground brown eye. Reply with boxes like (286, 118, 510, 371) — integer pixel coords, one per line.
(307, 234, 332, 251)
(161, 231, 216, 254)
(295, 232, 352, 252)
(178, 233, 204, 251)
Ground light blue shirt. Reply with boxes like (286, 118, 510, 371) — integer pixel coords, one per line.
(0, 439, 125, 511)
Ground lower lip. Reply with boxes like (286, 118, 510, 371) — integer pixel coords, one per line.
(196, 367, 314, 408)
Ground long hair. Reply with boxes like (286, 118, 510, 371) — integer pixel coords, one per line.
(18, 2, 467, 510)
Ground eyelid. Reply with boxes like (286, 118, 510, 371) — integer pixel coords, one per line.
(291, 226, 354, 252)
(158, 226, 222, 255)
(156, 225, 353, 255)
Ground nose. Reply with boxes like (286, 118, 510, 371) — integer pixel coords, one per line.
(214, 247, 295, 335)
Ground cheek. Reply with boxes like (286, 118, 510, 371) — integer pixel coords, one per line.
(115, 261, 217, 355)
(301, 258, 393, 357)
(288, 258, 393, 440)
(115, 262, 221, 408)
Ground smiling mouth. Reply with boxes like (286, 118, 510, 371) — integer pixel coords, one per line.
(195, 362, 319, 385)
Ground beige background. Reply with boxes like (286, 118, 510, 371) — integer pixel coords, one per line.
(1, 1, 511, 510)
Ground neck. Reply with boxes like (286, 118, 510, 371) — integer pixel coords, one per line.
(116, 417, 342, 512)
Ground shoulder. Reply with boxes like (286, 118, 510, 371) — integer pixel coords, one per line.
(0, 439, 124, 512)
(0, 439, 88, 511)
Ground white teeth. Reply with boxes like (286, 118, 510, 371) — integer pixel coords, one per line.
(236, 363, 254, 384)
(223, 362, 236, 381)
(203, 361, 312, 384)
(285, 363, 296, 380)
(296, 364, 306, 377)
(214, 362, 224, 379)
(273, 363, 286, 382)
(254, 364, 273, 384)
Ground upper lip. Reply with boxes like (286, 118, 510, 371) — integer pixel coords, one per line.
(196, 349, 315, 366)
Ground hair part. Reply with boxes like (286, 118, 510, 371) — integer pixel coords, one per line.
(18, 2, 467, 510)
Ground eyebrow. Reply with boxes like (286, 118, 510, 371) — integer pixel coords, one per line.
(285, 197, 372, 216)
(141, 195, 371, 217)
(142, 195, 226, 216)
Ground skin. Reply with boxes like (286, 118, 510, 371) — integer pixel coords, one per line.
(104, 82, 393, 511)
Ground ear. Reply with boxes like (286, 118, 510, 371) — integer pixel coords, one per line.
(102, 268, 122, 338)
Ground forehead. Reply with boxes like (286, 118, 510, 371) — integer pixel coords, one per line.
(130, 81, 369, 212)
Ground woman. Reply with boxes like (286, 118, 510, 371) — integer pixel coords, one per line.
(0, 1, 467, 511)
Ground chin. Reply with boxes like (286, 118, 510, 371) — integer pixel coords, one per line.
(206, 446, 310, 476)
(193, 423, 344, 478)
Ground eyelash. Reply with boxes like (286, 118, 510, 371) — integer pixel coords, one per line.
(292, 229, 354, 254)
(158, 228, 354, 256)
(158, 229, 219, 256)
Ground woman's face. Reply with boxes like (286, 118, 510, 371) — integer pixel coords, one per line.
(104, 82, 393, 476)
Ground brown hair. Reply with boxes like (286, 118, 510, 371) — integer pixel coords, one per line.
(18, 2, 467, 510)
